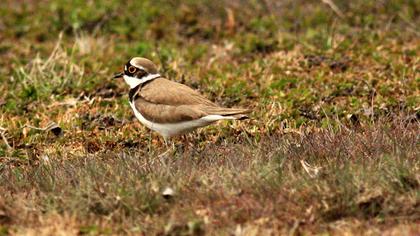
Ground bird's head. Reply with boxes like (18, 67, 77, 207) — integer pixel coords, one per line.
(113, 57, 161, 88)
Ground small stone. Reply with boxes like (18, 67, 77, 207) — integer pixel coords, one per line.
(162, 187, 175, 199)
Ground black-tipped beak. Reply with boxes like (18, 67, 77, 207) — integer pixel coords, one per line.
(113, 72, 124, 79)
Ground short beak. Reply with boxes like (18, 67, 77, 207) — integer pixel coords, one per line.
(113, 72, 124, 79)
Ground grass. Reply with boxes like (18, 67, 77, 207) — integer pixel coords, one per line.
(0, 0, 419, 235)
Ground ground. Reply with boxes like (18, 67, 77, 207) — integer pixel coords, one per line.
(0, 0, 419, 235)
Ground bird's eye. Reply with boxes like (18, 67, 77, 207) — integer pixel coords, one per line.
(128, 66, 137, 73)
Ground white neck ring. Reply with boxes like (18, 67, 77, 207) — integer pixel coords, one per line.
(123, 73, 161, 88)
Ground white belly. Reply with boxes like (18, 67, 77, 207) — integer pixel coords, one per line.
(129, 101, 233, 139)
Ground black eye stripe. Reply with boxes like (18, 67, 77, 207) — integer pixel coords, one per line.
(124, 62, 147, 77)
(124, 62, 131, 75)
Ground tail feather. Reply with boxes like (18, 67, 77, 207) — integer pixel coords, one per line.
(199, 106, 251, 122)
(230, 113, 249, 120)
(202, 106, 251, 117)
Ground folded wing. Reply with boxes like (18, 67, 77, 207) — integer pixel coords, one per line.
(140, 78, 216, 106)
(134, 77, 251, 124)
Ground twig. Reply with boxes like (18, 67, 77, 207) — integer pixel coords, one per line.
(322, 0, 344, 18)
(0, 127, 12, 150)
(23, 122, 58, 131)
(23, 122, 62, 137)
(301, 160, 321, 178)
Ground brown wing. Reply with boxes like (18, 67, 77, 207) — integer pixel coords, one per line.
(134, 97, 251, 123)
(134, 96, 208, 123)
(134, 77, 251, 123)
(139, 78, 216, 106)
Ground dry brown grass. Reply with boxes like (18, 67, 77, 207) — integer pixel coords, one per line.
(0, 0, 419, 235)
(1, 116, 418, 235)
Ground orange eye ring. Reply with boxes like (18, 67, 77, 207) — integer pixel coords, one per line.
(128, 66, 137, 73)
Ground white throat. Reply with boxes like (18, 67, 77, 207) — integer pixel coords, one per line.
(123, 73, 161, 88)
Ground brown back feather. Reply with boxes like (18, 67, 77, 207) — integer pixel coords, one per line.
(139, 78, 216, 106)
(132, 77, 251, 124)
